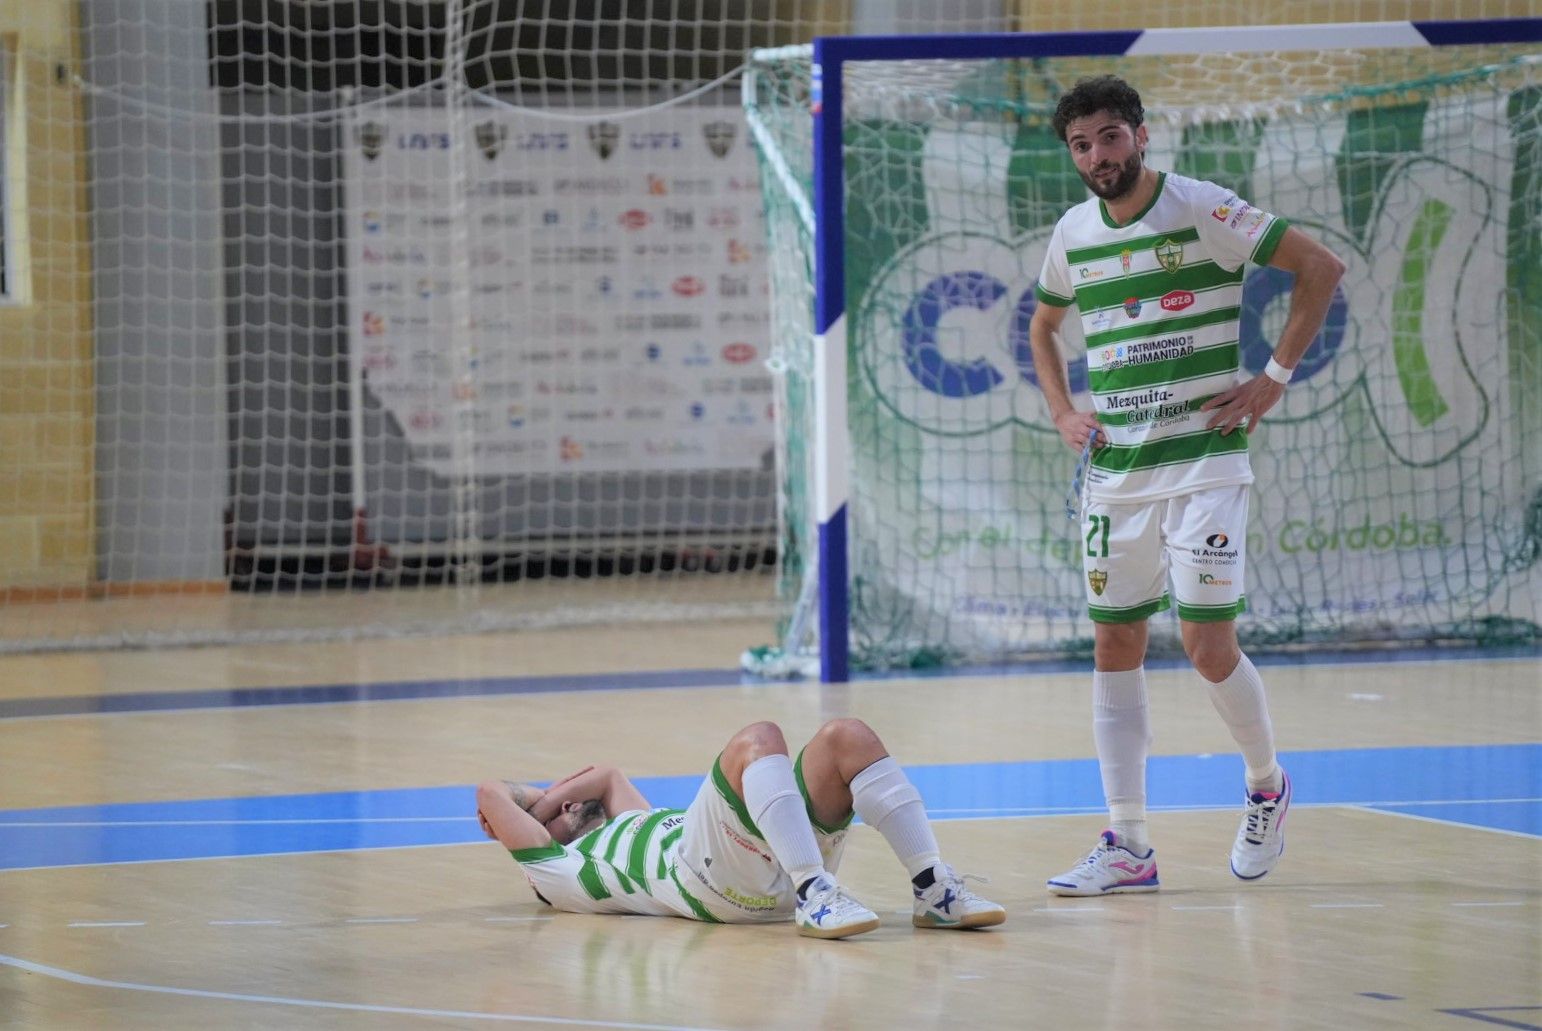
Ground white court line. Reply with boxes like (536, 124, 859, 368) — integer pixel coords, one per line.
(0, 951, 732, 1030)
(5, 799, 1535, 830)
(209, 920, 283, 926)
(69, 921, 145, 928)
(931, 798, 1542, 820)
(1450, 902, 1527, 908)
(1363, 797, 1542, 807)
(0, 837, 481, 874)
(1345, 804, 1542, 841)
(0, 817, 472, 828)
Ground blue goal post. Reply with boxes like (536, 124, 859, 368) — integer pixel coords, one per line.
(804, 18, 1541, 682)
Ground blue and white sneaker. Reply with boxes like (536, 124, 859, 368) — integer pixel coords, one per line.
(794, 874, 880, 939)
(1231, 770, 1291, 880)
(912, 863, 1006, 929)
(1047, 830, 1160, 896)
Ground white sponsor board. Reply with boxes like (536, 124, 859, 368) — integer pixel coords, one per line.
(343, 106, 773, 474)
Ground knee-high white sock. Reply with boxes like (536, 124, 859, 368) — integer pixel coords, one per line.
(740, 753, 825, 889)
(1204, 653, 1281, 791)
(850, 755, 940, 879)
(1094, 668, 1151, 849)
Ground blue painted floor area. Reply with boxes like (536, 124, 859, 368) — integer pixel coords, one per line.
(1, 744, 1536, 871)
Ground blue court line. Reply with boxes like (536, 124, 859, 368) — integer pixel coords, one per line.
(2, 645, 1536, 720)
(0, 668, 743, 720)
(0, 744, 1535, 871)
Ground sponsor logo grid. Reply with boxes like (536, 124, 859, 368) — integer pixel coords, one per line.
(345, 107, 772, 474)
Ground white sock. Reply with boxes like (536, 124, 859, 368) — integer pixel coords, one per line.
(1094, 667, 1151, 850)
(1110, 820, 1150, 854)
(740, 753, 825, 889)
(849, 755, 940, 879)
(1204, 653, 1282, 791)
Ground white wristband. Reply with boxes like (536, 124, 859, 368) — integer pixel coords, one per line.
(1264, 357, 1294, 384)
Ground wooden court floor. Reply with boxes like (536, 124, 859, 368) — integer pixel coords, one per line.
(0, 618, 1537, 1030)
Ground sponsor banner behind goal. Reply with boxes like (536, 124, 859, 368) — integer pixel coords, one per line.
(343, 105, 774, 476)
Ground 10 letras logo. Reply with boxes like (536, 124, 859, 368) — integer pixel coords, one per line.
(856, 156, 1493, 469)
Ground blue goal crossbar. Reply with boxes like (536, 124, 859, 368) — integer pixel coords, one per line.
(805, 18, 1540, 682)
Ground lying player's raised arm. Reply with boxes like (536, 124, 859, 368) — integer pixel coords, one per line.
(476, 779, 554, 850)
(528, 766, 650, 822)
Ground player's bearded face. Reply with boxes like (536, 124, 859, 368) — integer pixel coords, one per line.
(548, 799, 606, 843)
(1080, 147, 1143, 201)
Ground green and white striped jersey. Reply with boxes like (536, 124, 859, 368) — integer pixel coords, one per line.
(1036, 171, 1289, 502)
(511, 808, 695, 919)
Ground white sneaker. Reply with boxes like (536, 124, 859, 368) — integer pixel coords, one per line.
(912, 863, 1006, 929)
(1046, 830, 1159, 896)
(1231, 770, 1291, 881)
(794, 874, 881, 939)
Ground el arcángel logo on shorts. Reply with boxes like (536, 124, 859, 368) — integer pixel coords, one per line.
(1192, 532, 1238, 562)
(1088, 569, 1108, 596)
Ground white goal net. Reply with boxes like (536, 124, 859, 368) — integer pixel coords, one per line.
(744, 27, 1540, 671)
(1, 1, 1534, 655)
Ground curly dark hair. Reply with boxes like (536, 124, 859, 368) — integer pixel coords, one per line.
(1051, 75, 1145, 142)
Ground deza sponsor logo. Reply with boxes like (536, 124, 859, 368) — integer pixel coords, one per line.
(1160, 290, 1195, 312)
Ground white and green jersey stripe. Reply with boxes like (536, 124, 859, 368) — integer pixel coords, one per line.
(1036, 172, 1289, 502)
(511, 808, 695, 919)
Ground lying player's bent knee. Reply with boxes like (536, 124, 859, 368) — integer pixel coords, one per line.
(817, 717, 878, 747)
(728, 720, 789, 758)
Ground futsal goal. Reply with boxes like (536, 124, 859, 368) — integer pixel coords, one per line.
(742, 19, 1541, 680)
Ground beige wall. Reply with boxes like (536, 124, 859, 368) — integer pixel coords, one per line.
(0, 0, 93, 592)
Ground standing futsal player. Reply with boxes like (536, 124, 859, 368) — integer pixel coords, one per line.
(1026, 75, 1345, 895)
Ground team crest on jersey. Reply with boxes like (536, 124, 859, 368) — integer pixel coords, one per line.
(1088, 569, 1108, 596)
(1120, 248, 1133, 275)
(1155, 239, 1183, 273)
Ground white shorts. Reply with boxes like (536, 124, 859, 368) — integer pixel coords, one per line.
(672, 752, 851, 924)
(1081, 484, 1249, 624)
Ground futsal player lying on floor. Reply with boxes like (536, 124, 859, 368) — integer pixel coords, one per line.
(477, 718, 1005, 938)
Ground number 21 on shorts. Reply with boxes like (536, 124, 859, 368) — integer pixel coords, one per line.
(1086, 514, 1110, 558)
